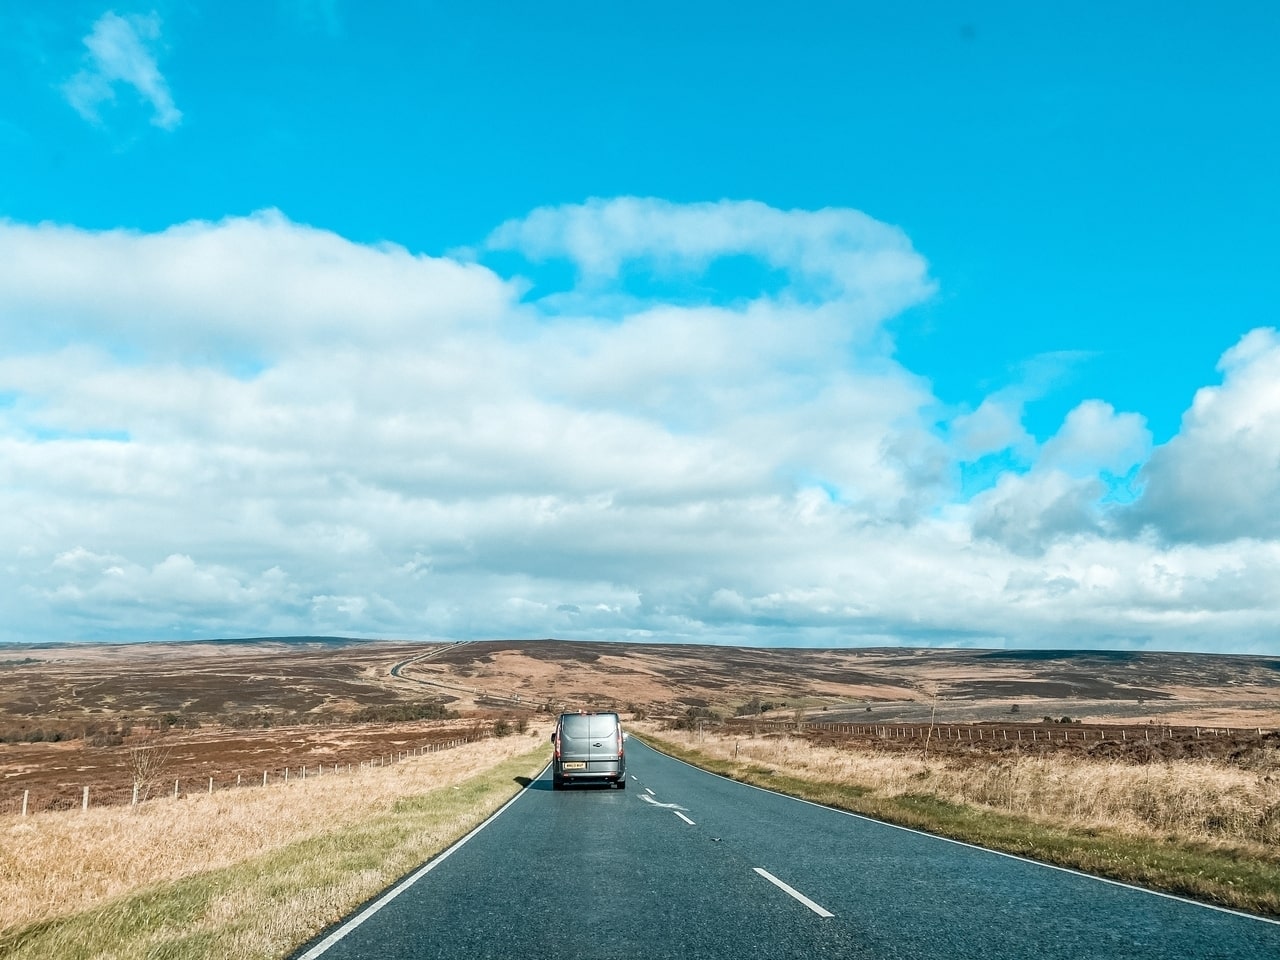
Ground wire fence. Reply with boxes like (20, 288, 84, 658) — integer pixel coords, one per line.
(1, 736, 475, 818)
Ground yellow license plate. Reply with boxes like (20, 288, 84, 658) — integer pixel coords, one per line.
(562, 762, 586, 770)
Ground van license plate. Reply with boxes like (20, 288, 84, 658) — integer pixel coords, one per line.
(562, 762, 586, 770)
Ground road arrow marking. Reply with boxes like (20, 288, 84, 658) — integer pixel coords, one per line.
(639, 794, 686, 810)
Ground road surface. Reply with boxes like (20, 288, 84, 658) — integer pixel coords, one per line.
(293, 738, 1279, 959)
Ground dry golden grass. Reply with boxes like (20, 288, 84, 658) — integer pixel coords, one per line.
(642, 724, 1280, 850)
(0, 725, 550, 938)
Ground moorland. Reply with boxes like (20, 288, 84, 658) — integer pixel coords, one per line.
(2, 636, 1278, 956)
(2, 637, 1278, 814)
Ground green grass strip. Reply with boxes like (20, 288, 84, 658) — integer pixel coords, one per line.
(643, 734, 1280, 919)
(0, 746, 549, 960)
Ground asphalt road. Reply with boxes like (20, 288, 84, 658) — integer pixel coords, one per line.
(293, 738, 1279, 960)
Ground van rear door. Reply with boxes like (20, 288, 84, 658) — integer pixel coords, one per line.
(557, 713, 592, 770)
(587, 713, 619, 764)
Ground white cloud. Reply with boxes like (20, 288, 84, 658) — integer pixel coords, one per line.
(2, 202, 1280, 653)
(1126, 327, 1280, 543)
(0, 211, 515, 361)
(951, 396, 1035, 461)
(63, 12, 181, 130)
(963, 400, 1149, 555)
(969, 470, 1105, 555)
(1039, 400, 1150, 477)
(486, 196, 934, 325)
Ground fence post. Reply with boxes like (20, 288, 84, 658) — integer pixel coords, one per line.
(208, 777, 214, 795)
(82, 786, 89, 812)
(132, 783, 139, 806)
(22, 789, 29, 816)
(173, 779, 179, 799)
(263, 771, 268, 787)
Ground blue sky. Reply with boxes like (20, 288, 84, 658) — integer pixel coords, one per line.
(2, 2, 1279, 653)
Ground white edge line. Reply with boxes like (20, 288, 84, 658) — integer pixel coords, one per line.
(674, 811, 696, 825)
(295, 763, 547, 959)
(631, 738, 1280, 928)
(753, 867, 834, 918)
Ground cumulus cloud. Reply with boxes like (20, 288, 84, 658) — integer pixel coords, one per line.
(63, 12, 181, 130)
(0, 211, 515, 360)
(1, 201, 1279, 652)
(1125, 328, 1280, 543)
(969, 470, 1105, 555)
(1040, 400, 1150, 477)
(486, 196, 934, 324)
(951, 396, 1035, 461)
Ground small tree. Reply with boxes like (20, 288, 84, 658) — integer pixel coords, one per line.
(127, 744, 172, 803)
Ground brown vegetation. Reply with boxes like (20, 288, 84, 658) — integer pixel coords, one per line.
(2, 637, 1276, 816)
(655, 722, 1280, 848)
(0, 727, 550, 939)
(642, 722, 1280, 915)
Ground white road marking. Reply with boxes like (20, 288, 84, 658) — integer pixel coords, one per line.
(639, 794, 686, 810)
(645, 787, 655, 795)
(674, 811, 695, 825)
(753, 867, 834, 918)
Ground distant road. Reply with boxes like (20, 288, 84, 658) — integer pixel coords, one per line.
(387, 640, 472, 679)
(388, 641, 549, 709)
(293, 739, 1279, 960)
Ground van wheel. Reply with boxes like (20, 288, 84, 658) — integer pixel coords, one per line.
(617, 780, 626, 790)
(552, 778, 562, 791)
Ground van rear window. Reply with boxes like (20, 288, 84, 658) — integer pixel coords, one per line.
(560, 715, 591, 738)
(559, 713, 618, 739)
(588, 714, 618, 738)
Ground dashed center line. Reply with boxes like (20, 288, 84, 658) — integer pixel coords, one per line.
(645, 787, 655, 795)
(753, 867, 834, 918)
(673, 811, 695, 825)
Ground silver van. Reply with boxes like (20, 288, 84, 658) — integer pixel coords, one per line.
(550, 711, 626, 789)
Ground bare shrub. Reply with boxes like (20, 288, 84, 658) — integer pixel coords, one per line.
(126, 744, 172, 803)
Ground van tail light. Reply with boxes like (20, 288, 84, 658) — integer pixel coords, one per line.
(617, 728, 624, 757)
(553, 731, 561, 760)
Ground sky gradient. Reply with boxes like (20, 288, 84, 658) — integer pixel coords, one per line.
(2, 2, 1279, 653)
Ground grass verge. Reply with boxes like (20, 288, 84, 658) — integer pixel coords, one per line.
(642, 733, 1280, 919)
(0, 745, 548, 960)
